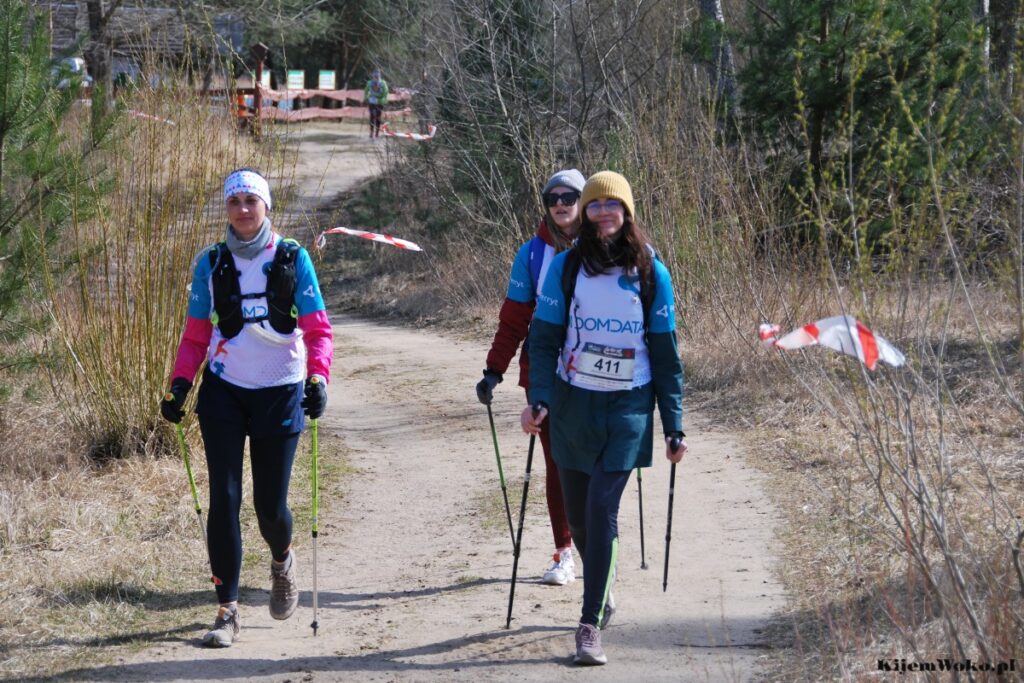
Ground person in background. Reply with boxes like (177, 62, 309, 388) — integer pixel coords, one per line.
(160, 168, 333, 648)
(521, 171, 686, 666)
(364, 68, 390, 139)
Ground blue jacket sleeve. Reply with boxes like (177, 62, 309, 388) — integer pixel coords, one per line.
(649, 332, 683, 434)
(294, 247, 327, 316)
(648, 261, 683, 433)
(526, 251, 569, 406)
(533, 251, 568, 325)
(525, 319, 564, 407)
(186, 246, 215, 319)
(505, 241, 534, 303)
(648, 259, 676, 333)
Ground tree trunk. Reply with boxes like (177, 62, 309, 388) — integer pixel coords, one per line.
(977, 0, 991, 74)
(990, 0, 1020, 95)
(82, 0, 119, 130)
(809, 2, 832, 187)
(698, 0, 739, 113)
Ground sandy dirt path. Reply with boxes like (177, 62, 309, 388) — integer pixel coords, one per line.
(71, 123, 785, 681)
(81, 315, 785, 682)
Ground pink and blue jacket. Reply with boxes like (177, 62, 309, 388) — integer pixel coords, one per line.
(170, 234, 333, 389)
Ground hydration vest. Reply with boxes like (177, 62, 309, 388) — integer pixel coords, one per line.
(208, 239, 300, 339)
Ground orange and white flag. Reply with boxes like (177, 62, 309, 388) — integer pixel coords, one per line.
(760, 316, 905, 370)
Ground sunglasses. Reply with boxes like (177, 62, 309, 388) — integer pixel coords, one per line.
(543, 190, 581, 207)
(585, 199, 624, 214)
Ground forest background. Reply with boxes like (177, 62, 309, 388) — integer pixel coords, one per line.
(0, 0, 1022, 679)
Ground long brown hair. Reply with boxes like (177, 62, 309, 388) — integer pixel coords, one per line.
(542, 212, 580, 251)
(575, 214, 653, 283)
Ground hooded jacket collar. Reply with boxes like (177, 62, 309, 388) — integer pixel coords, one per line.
(536, 218, 574, 252)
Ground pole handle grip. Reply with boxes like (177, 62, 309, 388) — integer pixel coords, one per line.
(669, 435, 682, 454)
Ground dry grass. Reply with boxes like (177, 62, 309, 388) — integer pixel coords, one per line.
(0, 416, 350, 679)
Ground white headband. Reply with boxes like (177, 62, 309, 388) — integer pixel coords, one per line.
(223, 170, 272, 210)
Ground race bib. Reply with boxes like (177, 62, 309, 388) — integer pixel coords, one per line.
(368, 96, 379, 105)
(574, 342, 635, 390)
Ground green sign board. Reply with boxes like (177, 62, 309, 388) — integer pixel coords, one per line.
(286, 70, 304, 90)
(318, 70, 335, 90)
(260, 71, 271, 88)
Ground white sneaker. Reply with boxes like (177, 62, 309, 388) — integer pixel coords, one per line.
(542, 548, 576, 586)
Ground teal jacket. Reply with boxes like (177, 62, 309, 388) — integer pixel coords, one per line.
(528, 248, 679, 473)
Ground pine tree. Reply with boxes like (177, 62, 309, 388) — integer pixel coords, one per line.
(0, 0, 110, 354)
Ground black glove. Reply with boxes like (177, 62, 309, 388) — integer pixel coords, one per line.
(160, 377, 192, 424)
(302, 375, 328, 418)
(475, 368, 503, 405)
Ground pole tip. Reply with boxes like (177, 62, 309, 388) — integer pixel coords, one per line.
(311, 620, 319, 635)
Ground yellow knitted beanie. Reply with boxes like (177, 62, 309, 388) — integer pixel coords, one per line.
(581, 171, 635, 217)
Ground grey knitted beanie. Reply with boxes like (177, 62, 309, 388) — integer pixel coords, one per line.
(542, 168, 586, 195)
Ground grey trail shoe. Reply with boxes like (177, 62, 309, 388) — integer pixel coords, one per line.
(574, 622, 608, 665)
(269, 552, 299, 620)
(202, 605, 241, 648)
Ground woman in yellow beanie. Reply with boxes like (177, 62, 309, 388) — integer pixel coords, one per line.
(520, 170, 687, 665)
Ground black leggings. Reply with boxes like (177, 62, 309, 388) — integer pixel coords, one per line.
(558, 459, 632, 626)
(197, 370, 302, 604)
(368, 104, 383, 136)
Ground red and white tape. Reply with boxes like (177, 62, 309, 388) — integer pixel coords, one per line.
(128, 110, 176, 126)
(379, 122, 437, 141)
(759, 315, 905, 370)
(317, 227, 423, 252)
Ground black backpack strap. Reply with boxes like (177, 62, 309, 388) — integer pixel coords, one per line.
(640, 244, 659, 343)
(209, 243, 245, 339)
(559, 249, 582, 351)
(266, 238, 300, 334)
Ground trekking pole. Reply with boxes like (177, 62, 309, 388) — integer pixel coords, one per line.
(485, 402, 516, 550)
(663, 435, 682, 592)
(172, 421, 208, 548)
(506, 405, 539, 629)
(637, 468, 648, 569)
(310, 413, 320, 636)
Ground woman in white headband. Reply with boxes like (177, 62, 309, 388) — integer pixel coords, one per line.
(161, 167, 335, 647)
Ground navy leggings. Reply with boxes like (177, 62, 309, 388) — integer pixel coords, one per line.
(558, 459, 632, 626)
(196, 370, 303, 604)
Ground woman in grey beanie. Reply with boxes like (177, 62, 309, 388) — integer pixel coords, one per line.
(475, 168, 586, 586)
